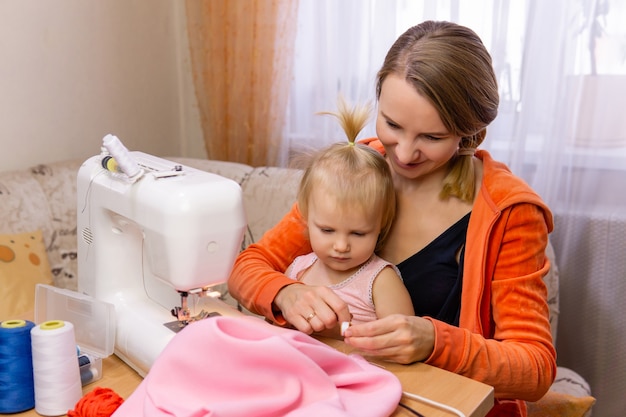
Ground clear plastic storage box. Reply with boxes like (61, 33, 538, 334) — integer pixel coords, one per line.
(34, 284, 116, 385)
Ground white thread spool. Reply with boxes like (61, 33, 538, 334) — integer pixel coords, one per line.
(30, 320, 82, 416)
(102, 134, 142, 179)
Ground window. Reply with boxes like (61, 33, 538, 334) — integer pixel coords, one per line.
(284, 0, 626, 170)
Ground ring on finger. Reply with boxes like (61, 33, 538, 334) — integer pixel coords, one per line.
(305, 311, 316, 322)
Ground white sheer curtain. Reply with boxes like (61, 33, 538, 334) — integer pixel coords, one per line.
(281, 0, 397, 162)
(284, 1, 626, 415)
(511, 3, 626, 417)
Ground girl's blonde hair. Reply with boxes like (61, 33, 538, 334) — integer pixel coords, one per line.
(376, 21, 499, 203)
(296, 97, 396, 252)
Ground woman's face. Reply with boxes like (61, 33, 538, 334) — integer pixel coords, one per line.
(376, 74, 462, 181)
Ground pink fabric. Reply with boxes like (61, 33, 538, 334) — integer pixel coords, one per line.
(113, 316, 402, 417)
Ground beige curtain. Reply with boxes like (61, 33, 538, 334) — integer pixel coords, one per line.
(185, 0, 299, 167)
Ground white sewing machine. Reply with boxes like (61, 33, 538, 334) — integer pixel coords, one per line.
(77, 135, 246, 376)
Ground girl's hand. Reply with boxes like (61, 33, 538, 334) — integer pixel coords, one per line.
(343, 314, 435, 364)
(274, 284, 352, 334)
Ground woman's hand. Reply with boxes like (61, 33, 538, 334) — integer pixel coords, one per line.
(343, 314, 435, 364)
(274, 284, 352, 334)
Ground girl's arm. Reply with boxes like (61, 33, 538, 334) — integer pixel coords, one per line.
(372, 266, 415, 318)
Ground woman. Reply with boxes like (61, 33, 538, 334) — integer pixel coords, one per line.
(228, 20, 555, 417)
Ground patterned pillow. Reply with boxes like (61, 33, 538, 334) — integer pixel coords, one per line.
(0, 230, 53, 320)
(527, 391, 595, 417)
(527, 367, 595, 417)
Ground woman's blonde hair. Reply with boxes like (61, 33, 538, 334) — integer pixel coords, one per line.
(376, 21, 499, 203)
(296, 97, 396, 252)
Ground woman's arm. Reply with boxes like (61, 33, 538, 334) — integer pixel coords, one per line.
(345, 203, 556, 402)
(227, 203, 311, 322)
(425, 203, 556, 401)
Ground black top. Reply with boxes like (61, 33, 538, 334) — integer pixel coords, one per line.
(397, 212, 470, 326)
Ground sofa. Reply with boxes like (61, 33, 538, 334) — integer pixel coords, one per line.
(0, 156, 594, 416)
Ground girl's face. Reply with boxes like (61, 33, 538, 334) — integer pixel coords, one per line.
(376, 74, 462, 181)
(307, 187, 380, 273)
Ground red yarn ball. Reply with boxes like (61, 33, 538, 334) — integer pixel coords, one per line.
(67, 387, 124, 417)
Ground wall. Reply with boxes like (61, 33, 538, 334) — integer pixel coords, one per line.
(0, 0, 205, 172)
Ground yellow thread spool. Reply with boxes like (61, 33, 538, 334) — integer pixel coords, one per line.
(40, 320, 65, 331)
(101, 156, 119, 173)
(1, 319, 26, 328)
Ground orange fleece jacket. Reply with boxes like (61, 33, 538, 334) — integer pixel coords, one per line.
(228, 147, 556, 417)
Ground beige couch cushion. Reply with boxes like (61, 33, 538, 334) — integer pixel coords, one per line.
(238, 166, 302, 247)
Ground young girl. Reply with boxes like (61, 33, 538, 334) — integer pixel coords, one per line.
(284, 99, 414, 336)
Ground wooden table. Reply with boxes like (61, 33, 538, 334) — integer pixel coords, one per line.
(320, 336, 494, 416)
(17, 299, 493, 417)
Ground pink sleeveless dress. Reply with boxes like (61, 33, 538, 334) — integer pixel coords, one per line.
(286, 253, 402, 324)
